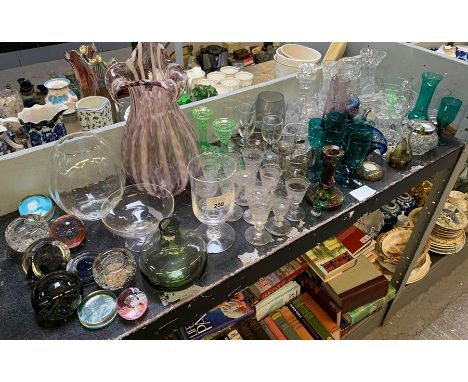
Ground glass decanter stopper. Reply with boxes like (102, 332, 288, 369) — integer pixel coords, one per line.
(139, 217, 207, 290)
(213, 118, 236, 153)
(191, 106, 213, 152)
(117, 287, 148, 320)
(408, 72, 443, 120)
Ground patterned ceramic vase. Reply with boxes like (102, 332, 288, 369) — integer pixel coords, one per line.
(44, 78, 78, 115)
(395, 192, 416, 215)
(76, 96, 113, 131)
(380, 200, 402, 232)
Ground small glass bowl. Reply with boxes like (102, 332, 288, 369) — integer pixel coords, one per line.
(5, 215, 50, 253)
(92, 248, 136, 291)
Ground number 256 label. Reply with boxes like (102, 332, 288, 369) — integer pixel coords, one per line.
(206, 194, 232, 210)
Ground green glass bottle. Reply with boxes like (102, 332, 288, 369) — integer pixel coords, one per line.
(139, 218, 207, 290)
(408, 72, 443, 120)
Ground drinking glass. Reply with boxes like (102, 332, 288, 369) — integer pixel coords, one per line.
(237, 96, 256, 147)
(437, 96, 462, 145)
(191, 106, 213, 153)
(48, 132, 126, 221)
(265, 184, 293, 236)
(226, 152, 245, 222)
(262, 114, 283, 163)
(221, 101, 239, 152)
(244, 181, 273, 246)
(234, 169, 254, 207)
(246, 130, 266, 151)
(272, 124, 296, 171)
(260, 163, 282, 191)
(187, 153, 237, 253)
(242, 147, 264, 174)
(285, 176, 310, 222)
(213, 118, 236, 154)
(256, 91, 285, 124)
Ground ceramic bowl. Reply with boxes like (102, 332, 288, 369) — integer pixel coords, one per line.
(234, 71, 254, 87)
(220, 66, 239, 76)
(279, 44, 322, 62)
(274, 56, 299, 78)
(213, 85, 229, 95)
(380, 228, 412, 262)
(197, 79, 218, 87)
(275, 47, 321, 67)
(76, 96, 113, 131)
(206, 71, 226, 83)
(220, 78, 241, 92)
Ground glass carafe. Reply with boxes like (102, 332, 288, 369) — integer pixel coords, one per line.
(139, 217, 207, 290)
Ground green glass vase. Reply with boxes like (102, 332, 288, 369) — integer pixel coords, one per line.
(408, 72, 443, 120)
(436, 96, 462, 141)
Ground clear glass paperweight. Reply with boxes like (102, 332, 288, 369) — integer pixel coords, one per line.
(101, 184, 174, 251)
(93, 248, 136, 291)
(117, 287, 148, 320)
(77, 290, 117, 329)
(22, 238, 71, 278)
(5, 215, 50, 253)
(139, 217, 207, 290)
(31, 270, 82, 324)
(48, 132, 126, 221)
(50, 214, 86, 248)
(66, 251, 99, 285)
(18, 195, 56, 221)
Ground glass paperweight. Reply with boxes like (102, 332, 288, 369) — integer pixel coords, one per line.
(50, 214, 86, 248)
(5, 215, 50, 253)
(23, 238, 71, 278)
(77, 290, 117, 329)
(48, 132, 126, 221)
(101, 184, 174, 252)
(139, 217, 207, 290)
(117, 287, 148, 320)
(66, 251, 99, 285)
(18, 195, 56, 221)
(93, 248, 136, 291)
(31, 270, 82, 324)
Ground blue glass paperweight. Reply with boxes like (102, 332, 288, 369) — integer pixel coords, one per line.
(18, 195, 56, 221)
(66, 251, 98, 285)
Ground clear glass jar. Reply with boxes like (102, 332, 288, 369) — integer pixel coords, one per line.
(409, 121, 439, 156)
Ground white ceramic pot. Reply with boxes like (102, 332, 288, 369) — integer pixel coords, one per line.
(213, 85, 229, 95)
(206, 71, 227, 83)
(76, 96, 113, 131)
(197, 79, 218, 87)
(44, 78, 78, 115)
(220, 66, 239, 76)
(275, 47, 321, 66)
(279, 44, 322, 61)
(234, 71, 254, 87)
(220, 78, 241, 92)
(186, 67, 206, 90)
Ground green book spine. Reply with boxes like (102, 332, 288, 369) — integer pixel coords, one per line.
(259, 319, 276, 340)
(270, 311, 300, 340)
(287, 302, 322, 340)
(292, 298, 333, 340)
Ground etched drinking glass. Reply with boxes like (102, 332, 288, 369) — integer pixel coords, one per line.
(244, 181, 273, 246)
(187, 153, 237, 253)
(285, 176, 310, 222)
(265, 184, 293, 236)
(226, 152, 245, 222)
(261, 114, 283, 164)
(260, 163, 282, 191)
(237, 96, 256, 147)
(242, 147, 264, 174)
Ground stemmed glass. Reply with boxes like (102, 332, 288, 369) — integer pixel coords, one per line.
(272, 125, 296, 171)
(261, 114, 283, 164)
(237, 96, 256, 147)
(285, 176, 310, 222)
(191, 106, 213, 153)
(244, 181, 273, 246)
(242, 147, 264, 224)
(265, 184, 293, 236)
(437, 96, 462, 146)
(260, 164, 282, 191)
(213, 118, 236, 154)
(187, 153, 237, 254)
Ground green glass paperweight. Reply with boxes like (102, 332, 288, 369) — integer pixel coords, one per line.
(408, 72, 443, 120)
(191, 85, 217, 102)
(139, 217, 207, 290)
(192, 106, 213, 153)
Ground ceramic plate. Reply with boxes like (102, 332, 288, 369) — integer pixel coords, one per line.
(436, 203, 468, 231)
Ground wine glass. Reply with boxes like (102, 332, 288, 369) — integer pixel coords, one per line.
(437, 96, 462, 146)
(244, 181, 273, 246)
(242, 148, 264, 224)
(256, 91, 285, 124)
(260, 164, 282, 191)
(246, 131, 266, 151)
(272, 126, 296, 171)
(285, 176, 310, 222)
(265, 184, 293, 236)
(48, 132, 125, 221)
(187, 153, 237, 254)
(261, 114, 283, 164)
(237, 96, 256, 147)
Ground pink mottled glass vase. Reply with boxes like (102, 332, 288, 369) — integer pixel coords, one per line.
(106, 43, 199, 196)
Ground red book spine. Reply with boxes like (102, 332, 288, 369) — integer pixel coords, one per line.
(263, 316, 287, 340)
(259, 263, 308, 300)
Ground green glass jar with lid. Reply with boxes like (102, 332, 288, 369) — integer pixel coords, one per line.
(139, 217, 207, 290)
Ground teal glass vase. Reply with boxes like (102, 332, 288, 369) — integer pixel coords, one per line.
(408, 72, 443, 120)
(192, 106, 213, 153)
(437, 96, 462, 134)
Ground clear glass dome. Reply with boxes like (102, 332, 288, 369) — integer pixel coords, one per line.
(48, 132, 125, 221)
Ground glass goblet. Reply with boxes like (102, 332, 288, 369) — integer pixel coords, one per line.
(242, 147, 264, 174)
(237, 96, 256, 147)
(265, 184, 293, 236)
(261, 114, 283, 163)
(437, 96, 462, 146)
(285, 176, 310, 222)
(213, 118, 236, 153)
(187, 153, 237, 254)
(272, 127, 296, 171)
(260, 163, 282, 191)
(191, 106, 213, 153)
(244, 181, 273, 246)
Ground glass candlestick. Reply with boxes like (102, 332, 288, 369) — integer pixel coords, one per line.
(213, 118, 236, 153)
(436, 96, 462, 146)
(306, 145, 345, 211)
(191, 106, 213, 153)
(408, 72, 443, 120)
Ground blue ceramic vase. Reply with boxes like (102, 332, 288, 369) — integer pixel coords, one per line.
(380, 201, 402, 232)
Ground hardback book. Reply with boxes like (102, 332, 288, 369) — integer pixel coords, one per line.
(255, 281, 301, 320)
(270, 310, 300, 340)
(250, 258, 308, 300)
(301, 276, 342, 325)
(335, 225, 372, 257)
(245, 317, 271, 340)
(303, 237, 357, 282)
(286, 302, 322, 340)
(365, 249, 378, 263)
(181, 291, 254, 340)
(291, 296, 333, 340)
(259, 319, 277, 340)
(279, 306, 314, 340)
(299, 293, 341, 340)
(263, 316, 287, 340)
(343, 284, 396, 325)
(234, 321, 256, 340)
(323, 256, 389, 313)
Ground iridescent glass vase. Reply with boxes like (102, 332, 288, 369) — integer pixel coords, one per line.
(408, 72, 443, 120)
(323, 75, 350, 118)
(192, 106, 213, 152)
(306, 145, 345, 211)
(436, 96, 462, 144)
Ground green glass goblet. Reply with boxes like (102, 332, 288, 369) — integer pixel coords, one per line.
(213, 118, 236, 154)
(437, 96, 462, 146)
